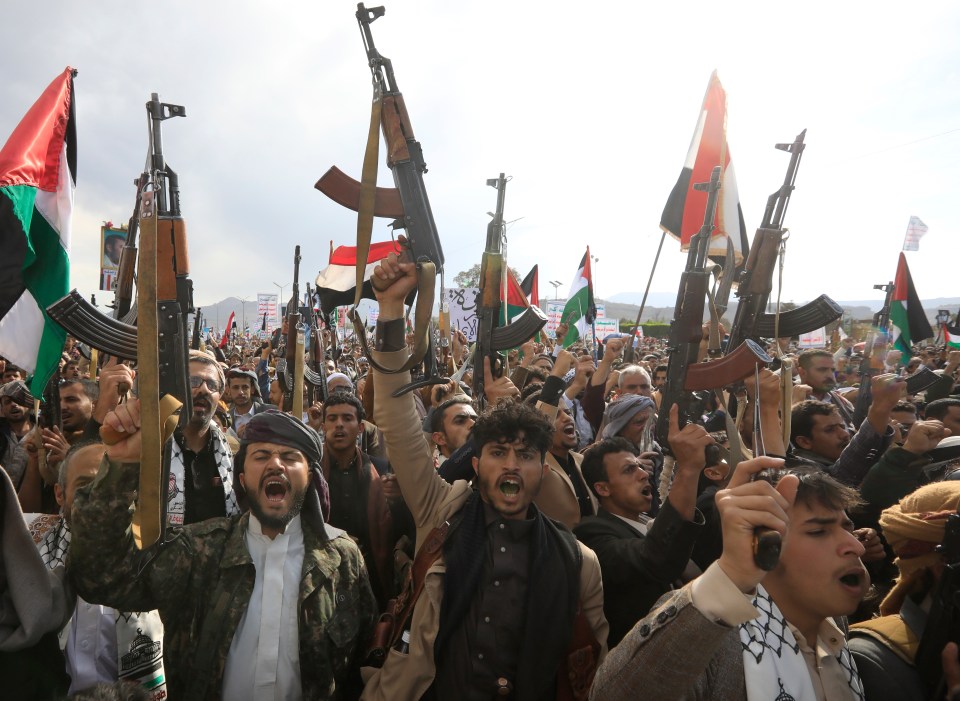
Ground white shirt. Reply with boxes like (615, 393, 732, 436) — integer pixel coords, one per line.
(233, 404, 256, 433)
(613, 512, 652, 536)
(63, 598, 119, 693)
(221, 514, 305, 701)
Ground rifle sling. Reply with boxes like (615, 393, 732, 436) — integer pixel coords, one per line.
(350, 83, 434, 378)
(133, 191, 164, 551)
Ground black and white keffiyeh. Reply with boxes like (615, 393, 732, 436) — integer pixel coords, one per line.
(167, 425, 239, 527)
(739, 585, 864, 701)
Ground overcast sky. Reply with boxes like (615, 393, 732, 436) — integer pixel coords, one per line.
(3, 1, 959, 313)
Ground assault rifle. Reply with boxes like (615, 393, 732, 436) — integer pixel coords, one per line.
(914, 509, 960, 700)
(316, 3, 445, 393)
(656, 167, 772, 451)
(114, 173, 148, 320)
(472, 174, 547, 407)
(725, 131, 843, 354)
(655, 166, 774, 569)
(303, 283, 329, 403)
(282, 246, 305, 417)
(95, 94, 193, 549)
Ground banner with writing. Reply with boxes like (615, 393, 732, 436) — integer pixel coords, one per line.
(257, 293, 280, 332)
(798, 327, 827, 348)
(446, 287, 480, 341)
(594, 319, 620, 340)
(545, 300, 566, 339)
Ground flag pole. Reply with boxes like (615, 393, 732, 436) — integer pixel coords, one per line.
(629, 230, 668, 358)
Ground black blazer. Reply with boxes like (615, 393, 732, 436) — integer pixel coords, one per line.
(574, 500, 703, 647)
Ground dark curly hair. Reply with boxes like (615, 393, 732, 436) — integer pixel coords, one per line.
(321, 390, 365, 423)
(471, 399, 554, 459)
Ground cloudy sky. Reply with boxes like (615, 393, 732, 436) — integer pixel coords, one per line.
(3, 1, 959, 315)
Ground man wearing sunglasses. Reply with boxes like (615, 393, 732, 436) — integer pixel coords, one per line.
(166, 350, 240, 527)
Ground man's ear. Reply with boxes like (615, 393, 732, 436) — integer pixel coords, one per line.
(432, 431, 448, 448)
(238, 472, 247, 490)
(794, 435, 813, 450)
(593, 481, 611, 498)
(542, 462, 549, 478)
(54, 483, 65, 508)
(471, 455, 479, 476)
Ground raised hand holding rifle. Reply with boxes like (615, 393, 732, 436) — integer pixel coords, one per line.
(99, 93, 194, 550)
(655, 166, 777, 570)
(316, 3, 446, 395)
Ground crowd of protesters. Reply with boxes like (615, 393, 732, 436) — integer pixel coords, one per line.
(2, 255, 960, 701)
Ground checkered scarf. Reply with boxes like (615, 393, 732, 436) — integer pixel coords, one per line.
(739, 585, 864, 701)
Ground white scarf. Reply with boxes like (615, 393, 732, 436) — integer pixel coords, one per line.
(30, 516, 168, 700)
(167, 424, 240, 527)
(739, 585, 864, 701)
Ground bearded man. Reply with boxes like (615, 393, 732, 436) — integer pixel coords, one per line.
(68, 407, 377, 700)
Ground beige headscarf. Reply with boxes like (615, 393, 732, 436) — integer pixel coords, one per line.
(878, 481, 960, 615)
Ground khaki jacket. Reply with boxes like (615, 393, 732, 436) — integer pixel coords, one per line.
(361, 350, 609, 701)
(535, 401, 598, 530)
(539, 451, 597, 530)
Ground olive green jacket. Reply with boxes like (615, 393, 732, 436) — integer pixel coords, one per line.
(69, 457, 377, 701)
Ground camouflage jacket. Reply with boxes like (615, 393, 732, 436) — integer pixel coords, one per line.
(68, 457, 377, 701)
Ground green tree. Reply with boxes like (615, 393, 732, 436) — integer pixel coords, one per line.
(452, 263, 522, 288)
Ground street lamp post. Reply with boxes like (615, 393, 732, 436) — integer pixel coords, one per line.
(591, 256, 599, 300)
(240, 297, 249, 335)
(549, 280, 562, 300)
(273, 282, 287, 324)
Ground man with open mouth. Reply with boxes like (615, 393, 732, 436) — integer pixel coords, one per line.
(575, 404, 714, 648)
(361, 250, 608, 701)
(591, 461, 870, 701)
(68, 405, 377, 700)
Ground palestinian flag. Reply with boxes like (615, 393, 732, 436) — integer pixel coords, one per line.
(559, 249, 596, 347)
(660, 70, 749, 267)
(0, 68, 77, 394)
(520, 265, 539, 308)
(890, 252, 933, 356)
(315, 240, 402, 315)
(503, 269, 531, 322)
(944, 324, 960, 350)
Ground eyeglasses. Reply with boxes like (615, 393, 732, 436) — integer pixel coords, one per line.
(189, 376, 222, 393)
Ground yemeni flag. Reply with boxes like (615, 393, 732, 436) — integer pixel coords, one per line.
(889, 252, 933, 356)
(219, 311, 235, 348)
(660, 70, 749, 267)
(943, 324, 960, 350)
(520, 265, 539, 308)
(559, 249, 596, 348)
(315, 240, 402, 315)
(0, 68, 77, 394)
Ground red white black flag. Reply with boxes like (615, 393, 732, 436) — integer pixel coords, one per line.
(660, 70, 748, 265)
